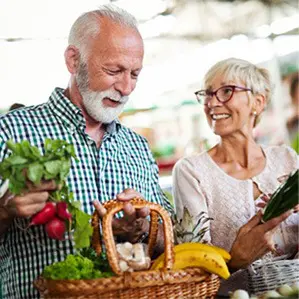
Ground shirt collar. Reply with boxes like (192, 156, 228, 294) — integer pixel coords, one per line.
(47, 87, 121, 135)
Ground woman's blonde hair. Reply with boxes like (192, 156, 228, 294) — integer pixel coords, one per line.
(204, 58, 272, 125)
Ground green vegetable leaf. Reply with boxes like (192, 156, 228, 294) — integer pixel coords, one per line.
(6, 139, 21, 154)
(0, 139, 77, 195)
(44, 160, 62, 176)
(42, 254, 114, 280)
(27, 163, 44, 185)
(6, 155, 28, 165)
(73, 209, 93, 249)
(0, 139, 94, 251)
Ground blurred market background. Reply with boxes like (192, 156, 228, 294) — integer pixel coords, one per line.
(0, 0, 298, 198)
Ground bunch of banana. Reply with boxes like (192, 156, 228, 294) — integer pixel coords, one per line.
(151, 242, 231, 280)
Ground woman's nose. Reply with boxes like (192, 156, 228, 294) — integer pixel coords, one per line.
(207, 94, 222, 108)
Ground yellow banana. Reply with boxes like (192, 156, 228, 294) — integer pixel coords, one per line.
(151, 243, 230, 270)
(152, 249, 230, 280)
(173, 242, 231, 262)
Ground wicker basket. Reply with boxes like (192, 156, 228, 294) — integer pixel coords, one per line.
(34, 198, 220, 299)
(247, 256, 299, 296)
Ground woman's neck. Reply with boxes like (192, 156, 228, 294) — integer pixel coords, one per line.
(208, 133, 266, 180)
(215, 136, 263, 168)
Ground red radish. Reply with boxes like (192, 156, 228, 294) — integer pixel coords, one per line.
(45, 217, 66, 240)
(56, 202, 72, 220)
(29, 202, 56, 226)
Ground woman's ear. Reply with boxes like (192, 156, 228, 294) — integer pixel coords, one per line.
(253, 94, 266, 115)
(64, 45, 80, 74)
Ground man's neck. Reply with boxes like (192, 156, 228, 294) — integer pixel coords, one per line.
(64, 84, 106, 148)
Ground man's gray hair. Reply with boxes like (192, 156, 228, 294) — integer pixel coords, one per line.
(68, 4, 139, 62)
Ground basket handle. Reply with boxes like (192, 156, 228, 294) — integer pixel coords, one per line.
(91, 197, 174, 275)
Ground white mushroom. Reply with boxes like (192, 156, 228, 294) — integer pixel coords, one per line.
(119, 260, 130, 272)
(116, 242, 133, 261)
(132, 243, 145, 262)
(127, 257, 151, 271)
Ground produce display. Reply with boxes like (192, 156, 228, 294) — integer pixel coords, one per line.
(262, 169, 298, 222)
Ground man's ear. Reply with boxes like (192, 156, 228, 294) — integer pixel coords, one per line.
(64, 45, 80, 74)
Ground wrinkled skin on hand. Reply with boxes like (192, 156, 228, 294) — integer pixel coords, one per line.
(0, 180, 58, 218)
(228, 210, 292, 270)
(93, 188, 150, 243)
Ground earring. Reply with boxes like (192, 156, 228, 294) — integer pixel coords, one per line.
(253, 110, 257, 116)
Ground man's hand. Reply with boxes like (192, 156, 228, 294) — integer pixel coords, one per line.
(228, 210, 292, 270)
(0, 180, 57, 219)
(93, 188, 150, 243)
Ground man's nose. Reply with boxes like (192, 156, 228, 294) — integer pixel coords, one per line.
(114, 73, 135, 97)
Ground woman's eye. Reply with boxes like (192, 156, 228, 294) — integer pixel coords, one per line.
(223, 88, 232, 94)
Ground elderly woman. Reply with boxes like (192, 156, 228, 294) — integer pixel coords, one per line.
(172, 58, 298, 293)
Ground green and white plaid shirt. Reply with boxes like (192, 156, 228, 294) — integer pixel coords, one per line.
(0, 88, 173, 299)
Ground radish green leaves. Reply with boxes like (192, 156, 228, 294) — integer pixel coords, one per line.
(0, 139, 93, 249)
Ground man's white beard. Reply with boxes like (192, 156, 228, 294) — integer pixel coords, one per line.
(80, 88, 129, 124)
(75, 61, 129, 124)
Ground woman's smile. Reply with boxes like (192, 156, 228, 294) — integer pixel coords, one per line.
(210, 113, 231, 121)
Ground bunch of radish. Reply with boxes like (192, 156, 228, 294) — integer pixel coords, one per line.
(29, 201, 72, 240)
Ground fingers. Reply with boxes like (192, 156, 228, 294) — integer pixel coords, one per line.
(136, 207, 150, 218)
(239, 210, 263, 235)
(262, 210, 292, 232)
(116, 188, 143, 201)
(116, 189, 147, 218)
(12, 192, 49, 217)
(256, 202, 267, 208)
(93, 200, 107, 218)
(293, 204, 299, 213)
(123, 202, 136, 223)
(26, 180, 57, 192)
(260, 194, 271, 202)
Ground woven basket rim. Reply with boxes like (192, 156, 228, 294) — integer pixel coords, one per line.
(35, 269, 219, 296)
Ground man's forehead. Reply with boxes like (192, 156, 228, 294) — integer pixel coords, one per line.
(93, 19, 143, 51)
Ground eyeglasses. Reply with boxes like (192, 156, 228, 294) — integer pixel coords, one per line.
(194, 85, 253, 105)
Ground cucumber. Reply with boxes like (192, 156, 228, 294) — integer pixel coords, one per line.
(262, 169, 298, 222)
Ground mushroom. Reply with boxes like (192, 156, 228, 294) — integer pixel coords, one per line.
(116, 242, 133, 261)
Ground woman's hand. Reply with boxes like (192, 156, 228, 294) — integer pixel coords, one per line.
(93, 188, 150, 243)
(256, 193, 299, 213)
(228, 209, 292, 270)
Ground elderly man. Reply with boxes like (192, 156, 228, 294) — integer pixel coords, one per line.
(0, 5, 172, 298)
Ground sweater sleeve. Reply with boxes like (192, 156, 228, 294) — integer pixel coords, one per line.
(172, 157, 211, 242)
